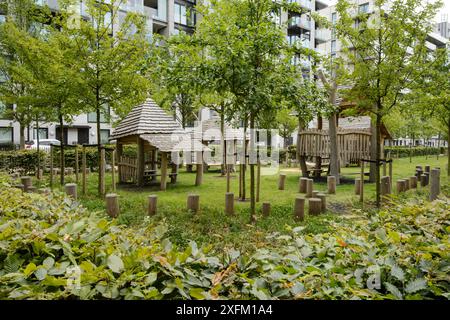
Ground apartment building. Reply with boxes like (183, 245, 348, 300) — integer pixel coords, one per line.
(435, 20, 450, 40)
(0, 0, 198, 147)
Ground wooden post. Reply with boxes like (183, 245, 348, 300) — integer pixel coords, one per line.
(278, 174, 286, 190)
(404, 178, 410, 191)
(225, 192, 234, 215)
(137, 138, 145, 187)
(306, 179, 313, 198)
(382, 161, 387, 177)
(262, 202, 271, 217)
(299, 177, 308, 193)
(226, 164, 231, 193)
(111, 149, 116, 192)
(20, 176, 32, 192)
(360, 160, 364, 203)
(308, 198, 322, 216)
(195, 151, 203, 186)
(317, 193, 327, 213)
(75, 147, 79, 184)
(327, 176, 336, 194)
(420, 175, 427, 187)
(82, 146, 87, 196)
(423, 172, 430, 186)
(65, 183, 77, 200)
(355, 178, 361, 195)
(409, 176, 417, 189)
(312, 190, 319, 198)
(425, 165, 430, 173)
(429, 169, 440, 201)
(105, 193, 119, 218)
(388, 160, 393, 193)
(397, 179, 406, 193)
(187, 194, 200, 213)
(160, 152, 168, 191)
(381, 176, 391, 195)
(116, 143, 123, 183)
(170, 162, 178, 184)
(238, 163, 242, 198)
(148, 195, 157, 216)
(294, 196, 305, 221)
(100, 148, 106, 196)
(256, 161, 260, 202)
(50, 145, 54, 189)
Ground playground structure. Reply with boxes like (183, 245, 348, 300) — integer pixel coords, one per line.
(297, 116, 392, 175)
(110, 98, 208, 190)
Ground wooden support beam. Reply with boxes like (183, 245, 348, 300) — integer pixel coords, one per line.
(160, 152, 168, 191)
(137, 137, 145, 187)
(82, 146, 87, 196)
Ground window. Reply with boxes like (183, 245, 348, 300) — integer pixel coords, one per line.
(359, 3, 369, 14)
(88, 105, 110, 123)
(331, 12, 337, 25)
(100, 129, 110, 144)
(331, 40, 336, 53)
(0, 127, 13, 144)
(0, 14, 5, 24)
(0, 101, 13, 119)
(33, 128, 48, 140)
(174, 2, 195, 26)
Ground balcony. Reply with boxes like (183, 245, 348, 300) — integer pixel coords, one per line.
(288, 0, 312, 11)
(289, 16, 311, 30)
(144, 0, 167, 22)
(314, 29, 329, 43)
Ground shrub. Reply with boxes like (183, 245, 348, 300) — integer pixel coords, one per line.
(0, 150, 46, 173)
(384, 146, 446, 158)
(0, 175, 448, 300)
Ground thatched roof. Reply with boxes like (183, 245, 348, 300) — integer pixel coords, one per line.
(190, 117, 249, 141)
(110, 98, 184, 140)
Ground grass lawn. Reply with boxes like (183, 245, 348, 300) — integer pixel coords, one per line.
(31, 155, 448, 253)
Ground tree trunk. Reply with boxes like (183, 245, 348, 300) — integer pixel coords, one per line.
(59, 111, 65, 186)
(249, 114, 256, 223)
(241, 117, 247, 201)
(36, 118, 41, 180)
(375, 114, 382, 208)
(329, 111, 340, 184)
(96, 103, 103, 196)
(19, 124, 26, 150)
(369, 120, 377, 183)
(220, 106, 226, 176)
(297, 118, 308, 177)
(447, 118, 450, 177)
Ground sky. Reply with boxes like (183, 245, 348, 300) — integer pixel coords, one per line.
(327, 0, 450, 23)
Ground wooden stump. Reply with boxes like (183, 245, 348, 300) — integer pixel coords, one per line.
(404, 179, 410, 191)
(308, 198, 322, 216)
(312, 190, 319, 198)
(354, 178, 361, 195)
(105, 194, 119, 218)
(225, 193, 234, 215)
(65, 183, 77, 200)
(187, 194, 200, 213)
(306, 179, 313, 198)
(397, 179, 406, 193)
(294, 197, 305, 221)
(317, 193, 327, 213)
(299, 177, 308, 193)
(415, 165, 423, 171)
(424, 165, 430, 173)
(262, 202, 271, 217)
(409, 176, 417, 189)
(147, 195, 157, 216)
(429, 169, 440, 201)
(36, 169, 43, 179)
(327, 176, 336, 194)
(416, 169, 423, 179)
(420, 175, 427, 187)
(20, 176, 32, 191)
(423, 172, 430, 186)
(381, 176, 391, 195)
(278, 174, 286, 190)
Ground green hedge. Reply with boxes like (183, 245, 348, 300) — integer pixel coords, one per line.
(385, 146, 447, 158)
(0, 145, 138, 173)
(0, 174, 448, 299)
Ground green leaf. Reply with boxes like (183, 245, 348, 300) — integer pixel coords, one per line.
(390, 265, 405, 281)
(405, 279, 427, 294)
(34, 267, 48, 281)
(107, 254, 124, 274)
(43, 257, 55, 269)
(189, 288, 206, 300)
(146, 272, 157, 285)
(385, 282, 403, 299)
(23, 263, 37, 277)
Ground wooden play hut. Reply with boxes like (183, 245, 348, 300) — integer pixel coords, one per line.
(110, 99, 207, 190)
(298, 116, 392, 170)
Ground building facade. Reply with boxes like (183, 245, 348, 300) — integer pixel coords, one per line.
(0, 0, 198, 147)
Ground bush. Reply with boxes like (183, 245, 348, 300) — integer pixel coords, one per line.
(0, 175, 448, 299)
(384, 146, 446, 158)
(0, 150, 46, 173)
